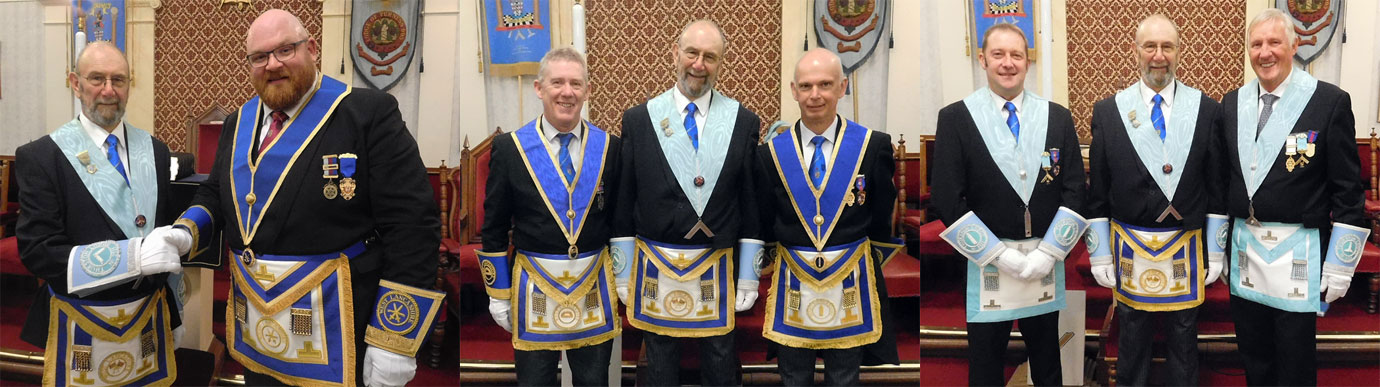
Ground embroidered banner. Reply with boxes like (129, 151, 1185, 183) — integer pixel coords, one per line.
(72, 0, 126, 52)
(971, 0, 1035, 54)
(351, 0, 420, 91)
(484, 0, 552, 77)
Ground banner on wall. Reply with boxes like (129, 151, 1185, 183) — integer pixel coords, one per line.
(351, 0, 420, 91)
(1277, 0, 1343, 65)
(814, 0, 889, 75)
(483, 0, 552, 77)
(72, 0, 126, 52)
(971, 0, 1036, 54)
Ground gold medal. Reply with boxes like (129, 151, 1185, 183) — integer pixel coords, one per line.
(240, 248, 255, 266)
(1285, 156, 1295, 172)
(339, 178, 357, 200)
(86, 165, 98, 174)
(843, 191, 856, 206)
(323, 180, 339, 199)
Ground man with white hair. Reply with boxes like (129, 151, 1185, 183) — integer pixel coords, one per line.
(1084, 14, 1227, 386)
(479, 46, 623, 387)
(1221, 8, 1367, 385)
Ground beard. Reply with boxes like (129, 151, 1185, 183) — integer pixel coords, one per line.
(255, 65, 316, 111)
(677, 70, 715, 99)
(1142, 68, 1174, 90)
(82, 97, 125, 129)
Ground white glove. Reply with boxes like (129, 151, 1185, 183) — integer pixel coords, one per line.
(148, 225, 193, 256)
(134, 235, 183, 276)
(616, 285, 629, 305)
(1204, 254, 1224, 285)
(488, 297, 512, 333)
(173, 325, 186, 349)
(361, 345, 416, 387)
(1091, 262, 1116, 289)
(993, 249, 1028, 278)
(735, 279, 759, 312)
(1020, 250, 1056, 281)
(1322, 272, 1352, 303)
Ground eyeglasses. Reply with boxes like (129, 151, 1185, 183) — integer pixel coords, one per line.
(84, 74, 129, 88)
(246, 39, 308, 68)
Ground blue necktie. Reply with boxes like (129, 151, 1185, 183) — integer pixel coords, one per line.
(809, 135, 827, 188)
(105, 134, 128, 184)
(1004, 102, 1019, 139)
(685, 102, 699, 150)
(1151, 94, 1166, 141)
(556, 132, 576, 184)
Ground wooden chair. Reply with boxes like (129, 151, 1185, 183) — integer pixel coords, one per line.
(0, 155, 27, 277)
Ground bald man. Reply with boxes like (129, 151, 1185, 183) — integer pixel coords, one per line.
(16, 41, 184, 386)
(931, 23, 1085, 386)
(1222, 9, 1366, 385)
(611, 19, 763, 386)
(1084, 14, 1226, 386)
(755, 48, 902, 386)
(156, 9, 443, 386)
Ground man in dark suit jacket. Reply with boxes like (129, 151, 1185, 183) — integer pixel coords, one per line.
(755, 48, 901, 386)
(160, 9, 442, 387)
(931, 23, 1087, 387)
(1084, 14, 1227, 386)
(609, 19, 763, 387)
(478, 47, 624, 387)
(1219, 9, 1368, 385)
(17, 41, 185, 386)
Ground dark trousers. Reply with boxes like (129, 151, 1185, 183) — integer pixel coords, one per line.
(1230, 295, 1317, 386)
(966, 311, 1062, 387)
(514, 339, 614, 387)
(644, 331, 739, 386)
(1115, 303, 1199, 386)
(777, 344, 862, 386)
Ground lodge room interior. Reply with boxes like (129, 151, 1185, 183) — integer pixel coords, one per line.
(0, 0, 1377, 386)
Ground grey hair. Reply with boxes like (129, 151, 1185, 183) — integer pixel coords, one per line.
(1247, 8, 1298, 49)
(536, 46, 589, 82)
(1135, 14, 1182, 45)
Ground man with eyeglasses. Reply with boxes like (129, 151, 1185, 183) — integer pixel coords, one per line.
(1083, 14, 1226, 386)
(154, 9, 442, 386)
(608, 19, 764, 386)
(15, 41, 186, 386)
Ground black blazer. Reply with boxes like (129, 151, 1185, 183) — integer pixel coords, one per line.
(1220, 80, 1365, 230)
(931, 99, 1085, 240)
(15, 132, 176, 346)
(613, 100, 761, 247)
(1086, 90, 1225, 229)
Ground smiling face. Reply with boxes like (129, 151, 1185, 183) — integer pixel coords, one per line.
(245, 10, 319, 111)
(673, 21, 726, 99)
(69, 43, 130, 131)
(979, 28, 1028, 100)
(1135, 17, 1180, 92)
(791, 48, 847, 132)
(1248, 18, 1297, 92)
(534, 59, 588, 132)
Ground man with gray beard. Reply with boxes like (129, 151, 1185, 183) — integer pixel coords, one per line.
(15, 41, 185, 386)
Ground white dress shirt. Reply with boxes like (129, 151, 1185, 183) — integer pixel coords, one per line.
(1140, 80, 1176, 122)
(798, 114, 841, 173)
(992, 90, 1025, 136)
(672, 87, 712, 139)
(1257, 68, 1292, 114)
(541, 115, 584, 168)
(80, 113, 128, 171)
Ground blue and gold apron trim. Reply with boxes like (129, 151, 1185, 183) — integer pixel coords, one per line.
(512, 119, 610, 254)
(44, 288, 175, 387)
(174, 205, 219, 268)
(512, 249, 620, 351)
(1110, 220, 1205, 311)
(365, 280, 445, 357)
(226, 241, 363, 386)
(763, 238, 882, 350)
(767, 120, 873, 251)
(230, 75, 351, 246)
(628, 237, 735, 337)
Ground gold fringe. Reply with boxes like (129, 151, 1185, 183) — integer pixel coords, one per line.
(364, 280, 446, 357)
(635, 241, 728, 282)
(762, 247, 883, 350)
(514, 250, 606, 306)
(231, 255, 344, 315)
(1112, 223, 1201, 262)
(512, 255, 622, 351)
(777, 243, 866, 292)
(44, 289, 177, 386)
(626, 252, 736, 338)
(228, 257, 357, 386)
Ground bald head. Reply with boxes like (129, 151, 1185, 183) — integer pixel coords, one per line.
(70, 41, 131, 131)
(1135, 14, 1181, 46)
(794, 48, 843, 83)
(75, 41, 128, 74)
(246, 9, 310, 50)
(677, 20, 728, 52)
(244, 9, 319, 111)
(672, 19, 728, 99)
(791, 48, 847, 134)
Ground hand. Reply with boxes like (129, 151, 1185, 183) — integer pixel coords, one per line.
(1204, 254, 1224, 285)
(616, 285, 629, 305)
(488, 297, 512, 333)
(735, 279, 759, 312)
(1322, 273, 1352, 303)
(1090, 262, 1116, 289)
(148, 225, 193, 256)
(361, 345, 416, 387)
(993, 249, 1028, 278)
(1020, 250, 1056, 281)
(135, 236, 183, 276)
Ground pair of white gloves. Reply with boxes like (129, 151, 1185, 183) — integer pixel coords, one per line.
(992, 248, 1057, 281)
(1088, 254, 1352, 303)
(144, 226, 415, 387)
(486, 280, 761, 333)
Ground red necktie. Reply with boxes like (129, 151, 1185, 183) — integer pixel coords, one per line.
(261, 111, 288, 153)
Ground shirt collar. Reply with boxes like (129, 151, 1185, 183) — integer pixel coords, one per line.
(991, 89, 1025, 115)
(1139, 79, 1176, 108)
(672, 86, 712, 117)
(79, 112, 125, 148)
(540, 115, 584, 142)
(259, 74, 321, 121)
(1257, 67, 1293, 101)
(797, 114, 841, 145)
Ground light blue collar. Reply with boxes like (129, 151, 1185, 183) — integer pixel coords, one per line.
(1235, 68, 1317, 198)
(1113, 80, 1202, 201)
(963, 87, 1049, 203)
(645, 88, 740, 215)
